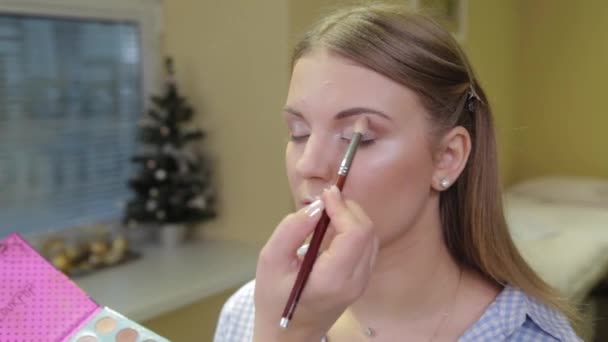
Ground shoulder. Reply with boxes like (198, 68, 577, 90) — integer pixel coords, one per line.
(460, 286, 581, 341)
(517, 288, 581, 341)
(213, 280, 256, 342)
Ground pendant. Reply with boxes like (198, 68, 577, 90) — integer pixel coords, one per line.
(364, 327, 375, 337)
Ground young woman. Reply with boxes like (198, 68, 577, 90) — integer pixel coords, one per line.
(214, 3, 581, 341)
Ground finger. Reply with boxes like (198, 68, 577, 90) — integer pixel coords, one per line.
(315, 197, 368, 260)
(259, 199, 324, 272)
(322, 186, 370, 235)
(323, 186, 373, 249)
(318, 186, 374, 278)
(344, 199, 372, 227)
(341, 234, 377, 300)
(351, 235, 379, 283)
(298, 185, 355, 259)
(310, 227, 376, 304)
(320, 227, 373, 280)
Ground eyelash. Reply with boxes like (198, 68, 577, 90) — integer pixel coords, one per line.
(288, 134, 308, 143)
(288, 134, 376, 146)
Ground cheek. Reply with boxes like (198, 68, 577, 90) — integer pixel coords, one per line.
(343, 139, 435, 236)
(347, 138, 433, 192)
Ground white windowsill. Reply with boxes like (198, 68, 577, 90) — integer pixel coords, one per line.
(73, 239, 258, 322)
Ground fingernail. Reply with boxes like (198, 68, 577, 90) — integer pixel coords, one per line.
(304, 199, 324, 217)
(297, 243, 309, 258)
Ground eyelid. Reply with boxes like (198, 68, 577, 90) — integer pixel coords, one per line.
(340, 128, 376, 141)
(288, 120, 310, 136)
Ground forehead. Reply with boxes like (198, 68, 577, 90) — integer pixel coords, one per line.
(286, 50, 423, 118)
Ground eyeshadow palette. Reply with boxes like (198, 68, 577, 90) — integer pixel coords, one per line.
(0, 233, 170, 342)
(0, 233, 99, 341)
(68, 307, 169, 342)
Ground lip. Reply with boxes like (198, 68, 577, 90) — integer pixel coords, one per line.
(300, 195, 321, 208)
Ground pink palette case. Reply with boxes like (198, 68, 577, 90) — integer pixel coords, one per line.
(1, 233, 170, 342)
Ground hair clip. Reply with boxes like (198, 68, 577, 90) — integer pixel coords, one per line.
(466, 85, 481, 112)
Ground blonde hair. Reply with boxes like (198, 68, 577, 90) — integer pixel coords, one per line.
(292, 2, 582, 331)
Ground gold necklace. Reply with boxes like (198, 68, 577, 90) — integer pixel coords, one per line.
(356, 267, 464, 341)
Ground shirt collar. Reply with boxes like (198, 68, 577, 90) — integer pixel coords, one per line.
(460, 285, 568, 341)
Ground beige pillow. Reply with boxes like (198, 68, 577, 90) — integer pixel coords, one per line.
(508, 176, 608, 209)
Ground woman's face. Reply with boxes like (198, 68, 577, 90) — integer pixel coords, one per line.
(283, 49, 440, 244)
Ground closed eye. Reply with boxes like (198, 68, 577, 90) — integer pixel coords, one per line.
(288, 133, 310, 143)
(286, 118, 310, 143)
(340, 132, 376, 146)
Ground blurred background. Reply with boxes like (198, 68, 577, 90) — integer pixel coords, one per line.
(0, 0, 606, 341)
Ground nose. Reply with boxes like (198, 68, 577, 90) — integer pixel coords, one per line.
(294, 134, 340, 184)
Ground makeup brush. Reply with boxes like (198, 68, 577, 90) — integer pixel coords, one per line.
(280, 116, 369, 329)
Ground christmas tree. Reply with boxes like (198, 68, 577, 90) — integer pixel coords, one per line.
(124, 58, 216, 228)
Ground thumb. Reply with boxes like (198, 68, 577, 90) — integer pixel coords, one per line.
(259, 199, 325, 273)
(322, 185, 351, 233)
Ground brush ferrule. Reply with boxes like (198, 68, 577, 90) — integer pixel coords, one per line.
(338, 133, 362, 176)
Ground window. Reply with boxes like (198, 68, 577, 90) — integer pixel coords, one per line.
(0, 0, 161, 238)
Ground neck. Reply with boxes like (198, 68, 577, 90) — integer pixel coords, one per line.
(350, 197, 462, 323)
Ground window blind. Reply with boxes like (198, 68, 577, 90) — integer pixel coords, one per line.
(0, 14, 142, 237)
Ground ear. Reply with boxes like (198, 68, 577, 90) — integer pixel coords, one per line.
(431, 126, 471, 191)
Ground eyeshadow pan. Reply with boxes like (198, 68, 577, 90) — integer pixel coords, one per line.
(116, 327, 139, 342)
(76, 336, 98, 342)
(95, 316, 117, 333)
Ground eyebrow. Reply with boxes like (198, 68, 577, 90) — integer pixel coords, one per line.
(283, 106, 391, 121)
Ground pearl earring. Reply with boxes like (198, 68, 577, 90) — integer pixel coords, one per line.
(440, 178, 450, 189)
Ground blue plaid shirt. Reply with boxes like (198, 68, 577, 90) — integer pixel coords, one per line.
(214, 280, 581, 341)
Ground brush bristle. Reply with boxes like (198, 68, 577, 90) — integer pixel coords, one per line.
(354, 116, 369, 134)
